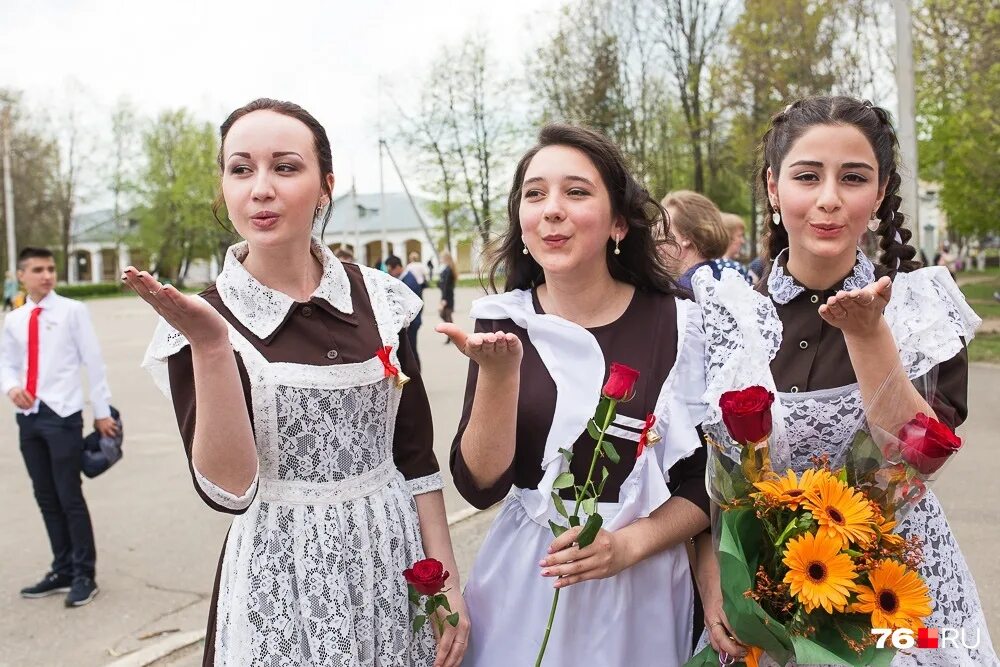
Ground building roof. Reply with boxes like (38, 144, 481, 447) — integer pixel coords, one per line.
(326, 191, 439, 237)
(69, 209, 133, 244)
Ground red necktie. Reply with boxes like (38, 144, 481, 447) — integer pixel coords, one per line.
(25, 307, 42, 398)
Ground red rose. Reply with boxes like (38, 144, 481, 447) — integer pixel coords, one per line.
(603, 362, 640, 401)
(897, 413, 962, 475)
(719, 386, 774, 444)
(404, 558, 449, 596)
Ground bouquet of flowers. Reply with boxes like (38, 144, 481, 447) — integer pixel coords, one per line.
(687, 386, 964, 667)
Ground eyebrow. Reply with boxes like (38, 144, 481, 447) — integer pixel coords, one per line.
(227, 151, 305, 160)
(788, 159, 875, 171)
(523, 175, 597, 187)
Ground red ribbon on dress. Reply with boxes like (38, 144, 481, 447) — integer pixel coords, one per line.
(636, 413, 658, 459)
(377, 346, 399, 379)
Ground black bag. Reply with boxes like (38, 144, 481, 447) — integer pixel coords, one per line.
(82, 406, 123, 478)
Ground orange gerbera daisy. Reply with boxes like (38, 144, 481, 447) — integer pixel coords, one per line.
(802, 475, 876, 548)
(852, 560, 932, 630)
(744, 645, 764, 667)
(783, 531, 858, 613)
(875, 515, 905, 549)
(753, 469, 828, 509)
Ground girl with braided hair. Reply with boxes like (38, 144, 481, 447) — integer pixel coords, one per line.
(691, 96, 996, 665)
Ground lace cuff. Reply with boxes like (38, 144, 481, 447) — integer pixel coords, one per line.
(406, 472, 443, 496)
(193, 463, 258, 511)
(887, 267, 982, 378)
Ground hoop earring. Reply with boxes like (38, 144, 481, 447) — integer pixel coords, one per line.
(613, 234, 621, 255)
(867, 212, 880, 232)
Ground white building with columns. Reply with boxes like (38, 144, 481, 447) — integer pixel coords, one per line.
(64, 209, 141, 284)
(322, 190, 484, 274)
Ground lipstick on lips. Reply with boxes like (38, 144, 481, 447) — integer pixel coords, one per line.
(542, 234, 569, 248)
(250, 210, 280, 230)
(809, 221, 845, 239)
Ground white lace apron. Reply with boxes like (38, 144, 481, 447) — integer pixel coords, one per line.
(144, 263, 437, 667)
(694, 265, 997, 667)
(460, 290, 708, 666)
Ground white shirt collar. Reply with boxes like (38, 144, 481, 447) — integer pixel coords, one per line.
(215, 238, 353, 339)
(767, 248, 875, 305)
(25, 291, 61, 310)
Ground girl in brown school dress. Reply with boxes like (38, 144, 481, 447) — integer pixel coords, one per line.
(124, 99, 469, 667)
(438, 124, 711, 665)
(692, 96, 997, 666)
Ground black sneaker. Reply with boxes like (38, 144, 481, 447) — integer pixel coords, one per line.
(64, 577, 99, 607)
(20, 572, 73, 598)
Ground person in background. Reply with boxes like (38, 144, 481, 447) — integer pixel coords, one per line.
(405, 251, 429, 287)
(717, 213, 752, 283)
(333, 247, 355, 263)
(387, 255, 425, 368)
(437, 251, 457, 344)
(4, 270, 19, 311)
(427, 257, 435, 283)
(659, 190, 731, 290)
(1, 246, 117, 608)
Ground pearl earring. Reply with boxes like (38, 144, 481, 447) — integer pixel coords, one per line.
(614, 234, 621, 255)
(522, 243, 529, 256)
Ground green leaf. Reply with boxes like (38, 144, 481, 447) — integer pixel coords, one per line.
(586, 420, 602, 441)
(581, 497, 597, 516)
(558, 447, 574, 462)
(424, 598, 437, 616)
(438, 595, 451, 612)
(552, 472, 575, 490)
(594, 396, 616, 426)
(576, 512, 604, 548)
(412, 614, 426, 634)
(568, 514, 581, 527)
(408, 586, 420, 605)
(551, 492, 569, 518)
(597, 466, 611, 496)
(601, 440, 620, 464)
(447, 612, 460, 627)
(548, 520, 568, 537)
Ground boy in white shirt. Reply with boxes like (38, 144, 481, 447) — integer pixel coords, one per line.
(1, 247, 116, 607)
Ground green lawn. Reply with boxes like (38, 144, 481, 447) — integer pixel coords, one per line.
(969, 333, 1000, 364)
(959, 269, 1000, 321)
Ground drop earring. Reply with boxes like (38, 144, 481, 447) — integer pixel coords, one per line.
(867, 212, 880, 232)
(522, 243, 529, 256)
(772, 210, 781, 225)
(614, 234, 621, 255)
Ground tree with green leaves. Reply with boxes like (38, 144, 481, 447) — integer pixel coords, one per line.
(915, 0, 1000, 240)
(0, 90, 63, 273)
(133, 109, 230, 285)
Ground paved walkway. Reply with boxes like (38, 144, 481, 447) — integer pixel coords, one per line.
(0, 289, 996, 666)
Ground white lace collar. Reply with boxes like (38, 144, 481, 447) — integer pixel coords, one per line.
(215, 238, 353, 340)
(767, 248, 875, 305)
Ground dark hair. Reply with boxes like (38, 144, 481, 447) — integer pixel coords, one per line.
(486, 123, 682, 295)
(385, 255, 403, 270)
(758, 96, 918, 274)
(211, 98, 334, 236)
(17, 247, 54, 269)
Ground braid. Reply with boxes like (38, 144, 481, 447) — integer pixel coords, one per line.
(866, 105, 919, 274)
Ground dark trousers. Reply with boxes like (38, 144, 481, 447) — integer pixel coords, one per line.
(407, 323, 421, 370)
(17, 403, 95, 580)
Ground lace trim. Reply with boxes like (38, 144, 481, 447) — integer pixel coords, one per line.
(193, 465, 258, 511)
(258, 459, 399, 505)
(406, 472, 444, 496)
(215, 237, 353, 340)
(767, 248, 875, 304)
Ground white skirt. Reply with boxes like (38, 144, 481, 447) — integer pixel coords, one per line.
(462, 491, 695, 666)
